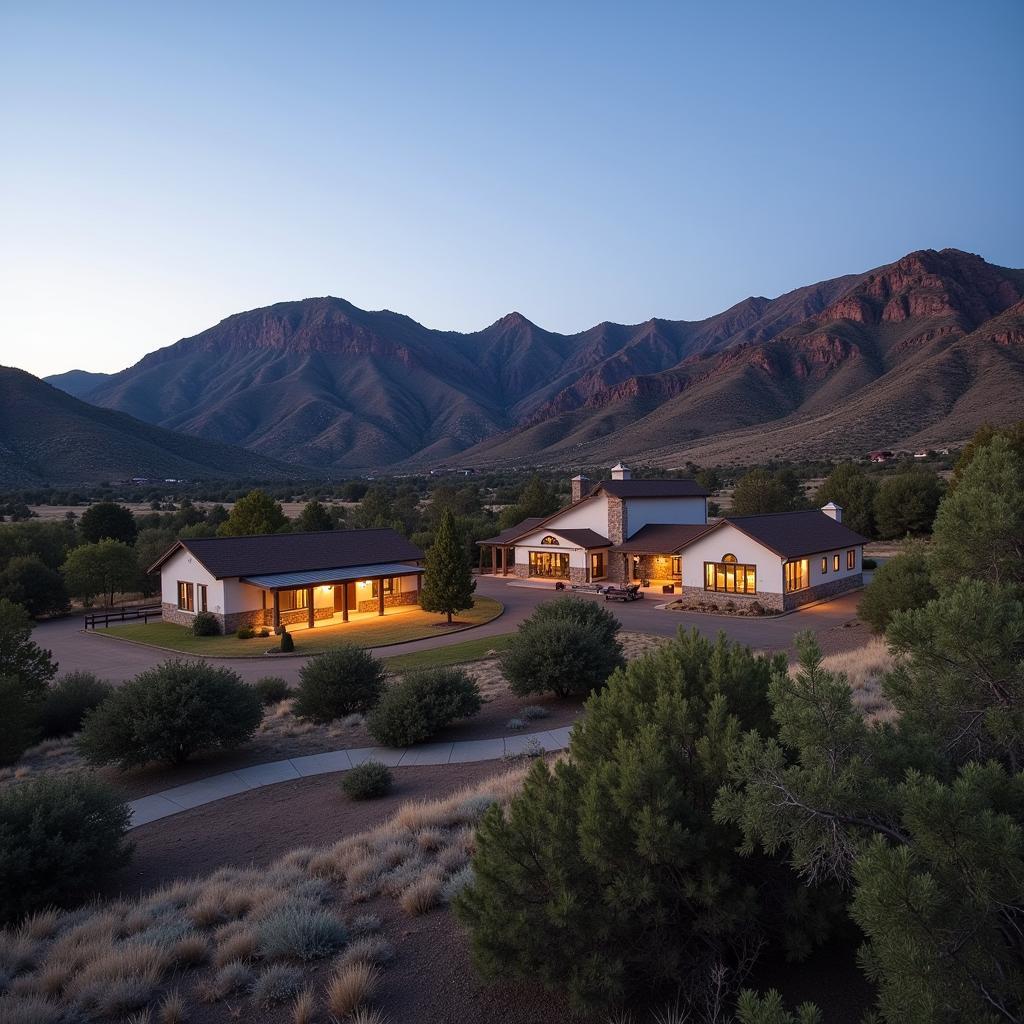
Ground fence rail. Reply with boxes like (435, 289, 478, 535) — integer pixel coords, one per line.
(84, 604, 162, 630)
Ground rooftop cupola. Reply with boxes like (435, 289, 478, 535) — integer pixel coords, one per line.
(610, 462, 632, 481)
(821, 501, 843, 523)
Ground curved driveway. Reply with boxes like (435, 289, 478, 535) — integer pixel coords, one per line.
(32, 576, 864, 684)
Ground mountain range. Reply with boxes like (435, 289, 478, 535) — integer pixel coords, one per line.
(0, 367, 296, 487)
(42, 247, 1024, 474)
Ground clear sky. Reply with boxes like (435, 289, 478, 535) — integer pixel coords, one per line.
(1, 0, 1022, 378)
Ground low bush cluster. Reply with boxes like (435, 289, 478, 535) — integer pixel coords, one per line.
(77, 659, 263, 768)
(293, 645, 386, 723)
(0, 775, 132, 924)
(191, 611, 219, 636)
(254, 676, 290, 705)
(342, 761, 394, 800)
(39, 671, 112, 738)
(366, 667, 481, 747)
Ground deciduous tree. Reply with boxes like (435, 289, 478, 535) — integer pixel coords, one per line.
(61, 539, 138, 605)
(813, 463, 877, 537)
(217, 489, 289, 536)
(79, 501, 138, 545)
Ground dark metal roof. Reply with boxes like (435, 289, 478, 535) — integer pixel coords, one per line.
(611, 522, 715, 553)
(477, 517, 546, 547)
(242, 563, 424, 589)
(151, 529, 423, 579)
(713, 511, 868, 559)
(539, 528, 611, 548)
(594, 479, 709, 499)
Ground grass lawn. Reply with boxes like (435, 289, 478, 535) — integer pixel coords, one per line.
(101, 597, 504, 656)
(381, 632, 515, 672)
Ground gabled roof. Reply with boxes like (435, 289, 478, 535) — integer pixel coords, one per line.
(595, 479, 709, 499)
(150, 528, 423, 579)
(691, 511, 868, 559)
(611, 522, 715, 554)
(536, 528, 610, 548)
(477, 517, 546, 546)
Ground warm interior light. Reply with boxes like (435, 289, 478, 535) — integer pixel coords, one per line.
(320, 585, 333, 592)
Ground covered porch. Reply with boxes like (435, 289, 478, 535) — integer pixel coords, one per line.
(241, 562, 424, 632)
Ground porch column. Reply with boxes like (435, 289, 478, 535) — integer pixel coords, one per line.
(491, 546, 497, 575)
(272, 590, 280, 632)
(415, 573, 422, 603)
(307, 587, 315, 629)
(378, 580, 385, 616)
(341, 582, 349, 622)
(502, 546, 508, 576)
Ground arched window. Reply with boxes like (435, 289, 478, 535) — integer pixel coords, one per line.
(722, 553, 737, 563)
(541, 535, 559, 545)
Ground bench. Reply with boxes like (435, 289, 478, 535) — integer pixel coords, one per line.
(570, 583, 604, 594)
(603, 585, 644, 602)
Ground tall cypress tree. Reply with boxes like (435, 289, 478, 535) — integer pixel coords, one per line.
(419, 508, 476, 624)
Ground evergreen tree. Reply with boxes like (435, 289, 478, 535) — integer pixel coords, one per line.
(873, 469, 943, 539)
(0, 597, 58, 697)
(929, 435, 1024, 590)
(498, 474, 560, 528)
(217, 489, 289, 536)
(730, 469, 794, 516)
(857, 543, 935, 633)
(419, 508, 475, 624)
(457, 631, 818, 1010)
(0, 555, 69, 617)
(295, 499, 334, 532)
(79, 501, 138, 545)
(951, 419, 1024, 487)
(813, 463, 877, 537)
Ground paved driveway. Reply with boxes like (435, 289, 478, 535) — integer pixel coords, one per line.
(33, 575, 863, 684)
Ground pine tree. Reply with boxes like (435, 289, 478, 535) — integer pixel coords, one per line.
(419, 508, 475, 624)
(217, 490, 289, 536)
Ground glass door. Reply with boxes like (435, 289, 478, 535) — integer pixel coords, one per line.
(529, 551, 570, 578)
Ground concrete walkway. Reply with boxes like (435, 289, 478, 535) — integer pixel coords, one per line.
(128, 724, 573, 829)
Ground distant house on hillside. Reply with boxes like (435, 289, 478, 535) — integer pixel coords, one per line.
(151, 529, 424, 634)
(479, 464, 865, 612)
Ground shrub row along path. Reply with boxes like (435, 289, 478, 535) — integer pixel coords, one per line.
(34, 576, 867, 684)
(128, 725, 572, 829)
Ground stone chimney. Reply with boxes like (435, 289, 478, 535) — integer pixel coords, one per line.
(570, 474, 590, 503)
(821, 502, 842, 523)
(610, 462, 632, 481)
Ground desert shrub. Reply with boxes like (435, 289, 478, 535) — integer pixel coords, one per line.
(0, 775, 132, 924)
(505, 717, 527, 731)
(341, 761, 393, 800)
(500, 615, 624, 698)
(236, 626, 255, 640)
(366, 667, 481, 746)
(457, 629, 792, 1009)
(858, 547, 936, 634)
(325, 960, 380, 1018)
(191, 611, 219, 636)
(203, 960, 253, 1001)
(293, 645, 386, 723)
(39, 671, 112, 738)
(520, 705, 550, 720)
(77, 659, 263, 768)
(280, 628, 295, 653)
(256, 905, 347, 962)
(254, 676, 290, 705)
(0, 675, 41, 765)
(251, 964, 302, 1007)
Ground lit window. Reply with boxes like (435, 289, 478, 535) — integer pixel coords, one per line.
(197, 584, 208, 613)
(704, 557, 756, 594)
(847, 549, 855, 570)
(541, 535, 559, 545)
(177, 581, 194, 612)
(821, 557, 828, 574)
(784, 559, 809, 592)
(833, 554, 841, 572)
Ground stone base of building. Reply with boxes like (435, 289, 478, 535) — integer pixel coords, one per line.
(161, 602, 197, 628)
(782, 572, 863, 611)
(512, 564, 529, 579)
(356, 593, 420, 613)
(223, 608, 270, 634)
(677, 587, 785, 613)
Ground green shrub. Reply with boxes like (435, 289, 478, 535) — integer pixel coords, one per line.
(0, 598, 58, 697)
(280, 628, 295, 653)
(191, 611, 220, 636)
(236, 626, 255, 640)
(0, 675, 40, 765)
(76, 659, 264, 768)
(341, 760, 393, 799)
(0, 775, 132, 924)
(293, 644, 385, 723)
(366, 667, 482, 746)
(858, 546, 936, 634)
(40, 670, 112, 738)
(257, 905, 347, 962)
(251, 965, 302, 1007)
(254, 676, 290, 705)
(500, 615, 624, 698)
(532, 595, 621, 646)
(259, 627, 271, 637)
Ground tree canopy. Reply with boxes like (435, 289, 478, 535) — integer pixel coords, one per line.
(217, 489, 289, 536)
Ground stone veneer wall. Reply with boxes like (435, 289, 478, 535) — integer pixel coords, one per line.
(677, 586, 786, 612)
(678, 572, 863, 614)
(356, 592, 420, 613)
(606, 496, 627, 545)
(161, 603, 196, 628)
(630, 554, 680, 582)
(782, 572, 863, 611)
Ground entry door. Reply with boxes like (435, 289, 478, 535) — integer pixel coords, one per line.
(333, 586, 343, 612)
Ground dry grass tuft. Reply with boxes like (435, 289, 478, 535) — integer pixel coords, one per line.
(399, 873, 442, 916)
(291, 985, 317, 1024)
(348, 1006, 390, 1024)
(325, 960, 381, 1019)
(158, 988, 187, 1024)
(819, 640, 898, 724)
(213, 926, 257, 966)
(0, 994, 67, 1024)
(336, 935, 395, 970)
(169, 933, 208, 968)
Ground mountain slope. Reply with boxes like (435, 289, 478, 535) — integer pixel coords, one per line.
(58, 248, 1023, 470)
(45, 369, 113, 399)
(0, 367, 301, 486)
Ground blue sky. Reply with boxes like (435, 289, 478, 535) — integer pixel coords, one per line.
(1, 0, 1022, 377)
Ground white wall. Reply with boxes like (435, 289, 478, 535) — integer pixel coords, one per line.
(679, 525, 785, 595)
(543, 494, 609, 534)
(807, 545, 861, 587)
(513, 529, 591, 569)
(160, 548, 224, 613)
(625, 496, 707, 533)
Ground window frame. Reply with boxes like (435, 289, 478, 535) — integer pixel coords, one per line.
(784, 559, 809, 593)
(703, 558, 757, 595)
(847, 549, 856, 570)
(590, 551, 606, 580)
(833, 553, 841, 572)
(197, 583, 208, 613)
(278, 588, 309, 611)
(821, 556, 828, 574)
(670, 555, 681, 579)
(176, 581, 194, 612)
(540, 535, 559, 546)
